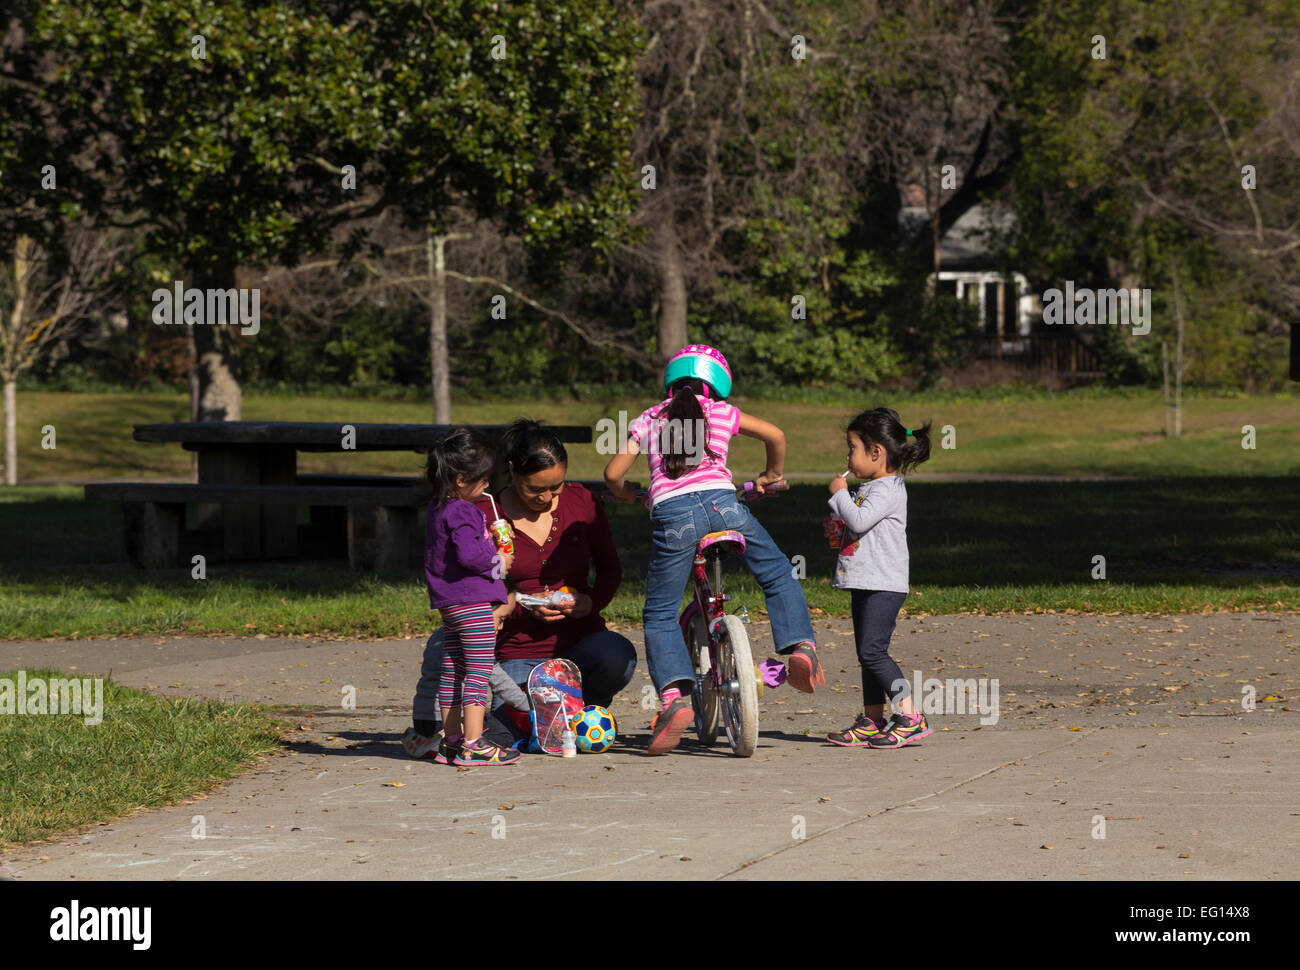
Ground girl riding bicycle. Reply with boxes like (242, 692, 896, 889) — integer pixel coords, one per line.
(604, 344, 824, 755)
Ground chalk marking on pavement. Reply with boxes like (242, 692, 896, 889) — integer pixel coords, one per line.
(576, 820, 624, 836)
(438, 846, 658, 881)
(538, 848, 657, 879)
(717, 728, 1102, 879)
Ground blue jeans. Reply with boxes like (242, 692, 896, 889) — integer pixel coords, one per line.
(642, 488, 816, 693)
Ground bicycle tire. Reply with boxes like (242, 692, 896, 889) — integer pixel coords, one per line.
(686, 609, 719, 745)
(716, 613, 759, 757)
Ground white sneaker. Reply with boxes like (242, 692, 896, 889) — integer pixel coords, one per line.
(401, 726, 441, 759)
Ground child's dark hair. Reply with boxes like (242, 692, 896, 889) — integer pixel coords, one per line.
(657, 378, 721, 480)
(846, 407, 931, 475)
(424, 427, 496, 506)
(500, 418, 568, 476)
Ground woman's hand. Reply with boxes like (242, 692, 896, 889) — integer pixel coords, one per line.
(523, 590, 592, 623)
(552, 592, 592, 619)
(530, 604, 566, 623)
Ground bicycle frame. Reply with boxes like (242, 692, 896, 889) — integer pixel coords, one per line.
(692, 547, 729, 643)
(682, 544, 743, 719)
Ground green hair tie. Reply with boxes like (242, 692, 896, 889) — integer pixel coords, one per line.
(905, 428, 914, 437)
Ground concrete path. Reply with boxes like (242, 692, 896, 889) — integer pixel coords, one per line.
(1, 613, 1296, 880)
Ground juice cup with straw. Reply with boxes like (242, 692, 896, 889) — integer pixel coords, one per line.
(824, 468, 851, 548)
(486, 494, 513, 557)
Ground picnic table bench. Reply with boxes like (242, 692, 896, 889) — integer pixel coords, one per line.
(84, 422, 592, 572)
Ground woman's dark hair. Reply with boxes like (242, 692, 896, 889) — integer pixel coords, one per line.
(500, 418, 568, 477)
(424, 427, 497, 506)
(846, 406, 931, 475)
(657, 378, 720, 480)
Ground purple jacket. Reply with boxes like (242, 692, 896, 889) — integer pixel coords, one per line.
(425, 498, 508, 609)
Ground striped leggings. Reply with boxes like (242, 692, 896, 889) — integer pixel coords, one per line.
(437, 602, 497, 710)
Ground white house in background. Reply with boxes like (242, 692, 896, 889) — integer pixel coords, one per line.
(898, 203, 1034, 339)
(897, 202, 1100, 378)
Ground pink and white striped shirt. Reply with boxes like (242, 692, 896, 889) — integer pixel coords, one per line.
(627, 395, 741, 506)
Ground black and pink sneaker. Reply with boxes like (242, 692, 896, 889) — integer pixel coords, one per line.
(868, 712, 932, 748)
(826, 714, 888, 747)
(432, 737, 460, 765)
(453, 736, 521, 766)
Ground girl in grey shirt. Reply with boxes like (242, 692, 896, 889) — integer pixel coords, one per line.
(825, 407, 935, 750)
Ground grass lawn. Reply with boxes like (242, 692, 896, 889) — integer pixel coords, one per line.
(0, 668, 284, 845)
(9, 388, 1300, 482)
(2, 477, 1297, 639)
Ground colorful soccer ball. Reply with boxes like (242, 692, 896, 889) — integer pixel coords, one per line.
(571, 705, 616, 753)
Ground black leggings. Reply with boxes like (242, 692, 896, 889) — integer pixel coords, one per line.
(850, 589, 910, 706)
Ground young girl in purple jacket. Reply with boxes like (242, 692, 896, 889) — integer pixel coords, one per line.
(423, 428, 520, 767)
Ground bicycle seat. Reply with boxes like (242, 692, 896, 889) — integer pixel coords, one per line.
(698, 529, 746, 557)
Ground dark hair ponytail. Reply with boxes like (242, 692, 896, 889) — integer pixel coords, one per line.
(500, 418, 568, 477)
(658, 378, 720, 479)
(846, 406, 932, 476)
(424, 427, 496, 506)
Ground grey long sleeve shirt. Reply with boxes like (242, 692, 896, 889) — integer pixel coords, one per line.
(827, 475, 910, 593)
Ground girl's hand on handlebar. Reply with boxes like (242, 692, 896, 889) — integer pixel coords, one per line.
(754, 471, 786, 495)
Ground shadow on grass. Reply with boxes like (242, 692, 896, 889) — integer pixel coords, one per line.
(605, 478, 1300, 586)
(3, 478, 1297, 599)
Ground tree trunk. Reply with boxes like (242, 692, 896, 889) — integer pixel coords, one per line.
(190, 264, 243, 422)
(187, 326, 199, 422)
(1170, 335, 1180, 434)
(188, 325, 199, 480)
(930, 214, 942, 294)
(3, 238, 30, 486)
(3, 378, 15, 486)
(1171, 257, 1185, 437)
(654, 212, 688, 361)
(428, 229, 451, 424)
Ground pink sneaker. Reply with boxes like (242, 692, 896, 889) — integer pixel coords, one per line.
(784, 642, 825, 694)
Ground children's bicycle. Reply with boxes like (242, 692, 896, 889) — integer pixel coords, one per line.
(604, 480, 787, 758)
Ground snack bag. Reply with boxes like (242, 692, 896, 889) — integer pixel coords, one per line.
(823, 515, 846, 549)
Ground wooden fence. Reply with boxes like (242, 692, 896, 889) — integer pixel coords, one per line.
(972, 332, 1104, 378)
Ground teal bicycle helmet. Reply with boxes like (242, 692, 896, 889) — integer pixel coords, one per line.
(663, 344, 732, 399)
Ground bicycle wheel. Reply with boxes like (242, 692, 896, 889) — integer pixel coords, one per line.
(715, 613, 759, 757)
(686, 609, 719, 745)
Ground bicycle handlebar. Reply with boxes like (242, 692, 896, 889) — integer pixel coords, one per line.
(737, 479, 789, 502)
(599, 479, 788, 508)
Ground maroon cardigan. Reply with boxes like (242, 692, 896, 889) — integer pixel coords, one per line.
(474, 483, 623, 660)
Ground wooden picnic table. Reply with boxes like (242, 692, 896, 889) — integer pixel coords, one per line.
(86, 421, 593, 571)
